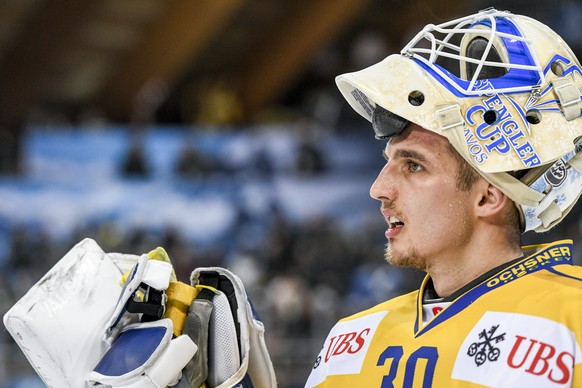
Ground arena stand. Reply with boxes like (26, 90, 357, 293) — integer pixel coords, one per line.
(0, 123, 580, 387)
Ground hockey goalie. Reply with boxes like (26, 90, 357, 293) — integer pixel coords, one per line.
(3, 238, 277, 388)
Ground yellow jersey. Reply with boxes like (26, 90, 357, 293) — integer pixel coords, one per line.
(305, 240, 582, 387)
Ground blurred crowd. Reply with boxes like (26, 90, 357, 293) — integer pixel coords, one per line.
(0, 123, 425, 387)
(1, 123, 582, 387)
(0, 189, 424, 388)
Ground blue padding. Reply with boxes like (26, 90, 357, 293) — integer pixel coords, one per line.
(93, 326, 167, 377)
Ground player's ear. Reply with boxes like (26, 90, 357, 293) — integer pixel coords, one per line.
(474, 181, 510, 219)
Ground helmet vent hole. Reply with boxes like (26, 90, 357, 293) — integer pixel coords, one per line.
(550, 61, 565, 76)
(526, 109, 542, 125)
(408, 91, 425, 106)
(483, 110, 498, 125)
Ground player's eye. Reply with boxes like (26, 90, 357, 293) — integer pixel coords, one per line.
(407, 161, 423, 172)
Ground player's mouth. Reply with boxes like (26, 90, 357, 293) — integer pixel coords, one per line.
(382, 210, 404, 238)
(387, 215, 404, 229)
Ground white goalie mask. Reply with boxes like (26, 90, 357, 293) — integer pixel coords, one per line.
(336, 8, 582, 233)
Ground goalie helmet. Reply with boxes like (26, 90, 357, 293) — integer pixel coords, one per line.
(336, 8, 582, 233)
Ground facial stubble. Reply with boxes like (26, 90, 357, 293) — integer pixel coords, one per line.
(384, 240, 428, 271)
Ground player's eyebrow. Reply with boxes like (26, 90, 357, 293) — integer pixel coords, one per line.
(395, 149, 428, 162)
(383, 148, 428, 163)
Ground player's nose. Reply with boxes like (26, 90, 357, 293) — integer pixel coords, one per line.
(370, 163, 396, 201)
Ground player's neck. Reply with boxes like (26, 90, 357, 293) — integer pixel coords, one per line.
(427, 230, 522, 298)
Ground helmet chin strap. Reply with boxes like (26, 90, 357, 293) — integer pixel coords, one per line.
(436, 102, 582, 233)
(520, 138, 582, 232)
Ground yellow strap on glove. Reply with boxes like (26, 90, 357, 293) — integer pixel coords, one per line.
(165, 281, 200, 337)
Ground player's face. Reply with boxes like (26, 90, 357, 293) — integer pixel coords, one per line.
(370, 124, 477, 271)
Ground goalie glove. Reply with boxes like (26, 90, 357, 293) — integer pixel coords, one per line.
(2, 238, 198, 388)
(3, 239, 276, 388)
(175, 267, 278, 388)
(102, 253, 174, 343)
(87, 319, 197, 388)
(88, 253, 198, 387)
(3, 238, 132, 387)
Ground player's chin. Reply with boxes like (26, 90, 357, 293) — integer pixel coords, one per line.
(384, 242, 426, 270)
(384, 242, 403, 266)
